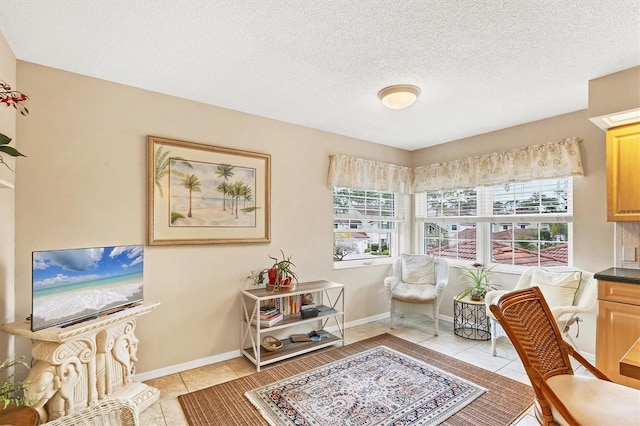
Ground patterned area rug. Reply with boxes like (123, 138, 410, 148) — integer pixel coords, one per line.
(245, 345, 486, 425)
(177, 333, 534, 426)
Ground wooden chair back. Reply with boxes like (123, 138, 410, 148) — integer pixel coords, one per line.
(489, 286, 576, 424)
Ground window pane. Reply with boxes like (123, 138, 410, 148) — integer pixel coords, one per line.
(334, 231, 391, 261)
(333, 187, 402, 220)
(334, 219, 394, 231)
(491, 222, 568, 266)
(493, 179, 569, 216)
(418, 178, 571, 266)
(420, 189, 477, 217)
(333, 186, 399, 263)
(423, 222, 476, 261)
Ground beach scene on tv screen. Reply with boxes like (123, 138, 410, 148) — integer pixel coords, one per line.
(32, 244, 144, 330)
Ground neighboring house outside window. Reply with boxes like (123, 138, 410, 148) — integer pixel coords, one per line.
(333, 187, 403, 265)
(416, 178, 572, 267)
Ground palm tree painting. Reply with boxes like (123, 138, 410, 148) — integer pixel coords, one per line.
(168, 158, 258, 227)
(148, 137, 270, 245)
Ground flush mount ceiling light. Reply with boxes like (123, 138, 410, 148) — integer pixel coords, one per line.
(377, 84, 421, 110)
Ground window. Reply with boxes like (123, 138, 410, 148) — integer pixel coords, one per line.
(416, 178, 572, 267)
(333, 187, 402, 264)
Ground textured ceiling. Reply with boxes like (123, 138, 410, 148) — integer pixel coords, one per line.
(0, 0, 639, 151)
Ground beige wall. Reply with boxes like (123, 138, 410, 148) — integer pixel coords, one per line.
(13, 62, 409, 373)
(0, 32, 17, 359)
(9, 59, 618, 373)
(588, 66, 640, 121)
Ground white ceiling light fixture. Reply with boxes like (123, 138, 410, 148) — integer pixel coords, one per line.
(377, 84, 421, 110)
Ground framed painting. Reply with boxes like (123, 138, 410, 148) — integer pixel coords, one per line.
(147, 136, 270, 245)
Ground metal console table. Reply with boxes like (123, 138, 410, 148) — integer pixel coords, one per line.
(240, 280, 345, 371)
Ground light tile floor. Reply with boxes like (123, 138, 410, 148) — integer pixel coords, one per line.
(141, 314, 588, 425)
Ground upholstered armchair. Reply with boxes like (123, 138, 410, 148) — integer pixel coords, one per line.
(384, 254, 449, 335)
(485, 266, 597, 356)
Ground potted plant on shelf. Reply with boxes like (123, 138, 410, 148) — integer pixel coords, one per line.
(456, 262, 498, 301)
(247, 250, 299, 292)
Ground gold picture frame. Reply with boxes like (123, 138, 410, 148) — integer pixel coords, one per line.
(147, 136, 270, 245)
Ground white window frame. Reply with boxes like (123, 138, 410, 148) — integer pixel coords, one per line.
(332, 187, 404, 269)
(416, 178, 573, 271)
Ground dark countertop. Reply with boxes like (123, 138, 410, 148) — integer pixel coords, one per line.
(594, 267, 640, 285)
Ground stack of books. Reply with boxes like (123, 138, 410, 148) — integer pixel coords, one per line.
(252, 306, 283, 327)
(273, 294, 303, 316)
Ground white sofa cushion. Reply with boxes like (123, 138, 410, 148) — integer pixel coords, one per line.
(530, 268, 581, 307)
(401, 254, 435, 285)
(391, 282, 436, 303)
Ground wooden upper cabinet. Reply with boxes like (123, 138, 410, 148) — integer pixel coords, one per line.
(606, 123, 640, 221)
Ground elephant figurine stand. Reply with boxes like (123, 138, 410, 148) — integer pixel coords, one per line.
(0, 302, 160, 424)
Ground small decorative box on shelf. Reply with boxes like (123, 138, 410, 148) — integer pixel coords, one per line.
(300, 307, 319, 319)
(240, 280, 345, 371)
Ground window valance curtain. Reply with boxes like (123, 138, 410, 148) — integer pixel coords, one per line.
(327, 154, 413, 194)
(412, 137, 584, 192)
(328, 137, 584, 194)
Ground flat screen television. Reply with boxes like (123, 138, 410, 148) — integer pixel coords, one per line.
(31, 244, 144, 331)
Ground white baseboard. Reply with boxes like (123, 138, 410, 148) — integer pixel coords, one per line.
(439, 314, 454, 324)
(134, 349, 242, 382)
(133, 313, 514, 382)
(326, 312, 389, 332)
(135, 312, 394, 381)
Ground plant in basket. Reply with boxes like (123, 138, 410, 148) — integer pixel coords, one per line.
(247, 250, 298, 292)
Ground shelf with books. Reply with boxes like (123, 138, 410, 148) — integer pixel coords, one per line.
(240, 280, 345, 371)
(246, 305, 342, 330)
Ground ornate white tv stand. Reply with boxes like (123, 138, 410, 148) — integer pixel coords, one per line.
(0, 302, 160, 424)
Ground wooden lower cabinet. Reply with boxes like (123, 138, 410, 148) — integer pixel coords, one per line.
(596, 280, 640, 389)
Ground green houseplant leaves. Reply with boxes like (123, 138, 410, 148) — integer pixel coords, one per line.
(0, 355, 32, 408)
(0, 133, 26, 158)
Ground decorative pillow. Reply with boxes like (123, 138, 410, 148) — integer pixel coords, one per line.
(530, 269, 582, 307)
(401, 254, 435, 285)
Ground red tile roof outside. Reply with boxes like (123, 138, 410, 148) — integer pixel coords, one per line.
(339, 223, 568, 265)
(348, 232, 370, 239)
(539, 244, 568, 265)
(428, 239, 568, 266)
(456, 227, 544, 241)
